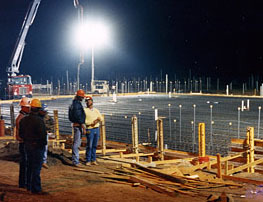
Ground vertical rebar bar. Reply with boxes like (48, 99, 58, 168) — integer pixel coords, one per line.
(179, 104, 182, 142)
(193, 104, 196, 152)
(258, 106, 261, 139)
(168, 104, 171, 142)
(210, 105, 213, 150)
(238, 107, 241, 139)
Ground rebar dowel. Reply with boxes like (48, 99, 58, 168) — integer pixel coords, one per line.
(179, 105, 182, 142)
(193, 104, 196, 151)
(53, 110, 59, 140)
(238, 107, 241, 139)
(258, 106, 261, 139)
(210, 105, 213, 149)
(198, 123, 206, 157)
(168, 104, 172, 141)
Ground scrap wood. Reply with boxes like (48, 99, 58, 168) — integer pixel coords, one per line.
(128, 176, 177, 197)
(106, 179, 135, 186)
(134, 164, 187, 184)
(73, 168, 107, 174)
(101, 174, 130, 181)
(129, 176, 197, 197)
(223, 175, 263, 185)
(181, 176, 243, 187)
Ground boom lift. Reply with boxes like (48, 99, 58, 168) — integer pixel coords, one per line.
(6, 0, 41, 99)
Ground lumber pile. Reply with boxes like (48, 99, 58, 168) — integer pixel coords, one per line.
(83, 159, 244, 198)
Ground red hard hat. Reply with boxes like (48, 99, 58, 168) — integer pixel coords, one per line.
(85, 95, 93, 102)
(76, 89, 85, 97)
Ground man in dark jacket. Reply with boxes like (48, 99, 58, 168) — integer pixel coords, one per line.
(15, 97, 30, 189)
(70, 89, 86, 167)
(19, 99, 48, 194)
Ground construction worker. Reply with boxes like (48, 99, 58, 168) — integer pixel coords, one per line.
(39, 104, 54, 169)
(84, 96, 102, 166)
(15, 97, 30, 189)
(19, 99, 48, 194)
(69, 89, 86, 167)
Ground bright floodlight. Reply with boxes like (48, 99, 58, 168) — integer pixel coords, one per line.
(74, 20, 111, 50)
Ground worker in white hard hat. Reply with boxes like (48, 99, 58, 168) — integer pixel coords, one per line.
(15, 97, 30, 189)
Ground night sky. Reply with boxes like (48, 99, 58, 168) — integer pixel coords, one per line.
(1, 0, 263, 85)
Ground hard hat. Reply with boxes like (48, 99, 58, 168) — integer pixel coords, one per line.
(76, 89, 85, 97)
(85, 96, 93, 102)
(30, 99, 42, 108)
(19, 97, 30, 107)
(41, 104, 48, 112)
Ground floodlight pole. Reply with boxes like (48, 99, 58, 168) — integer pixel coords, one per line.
(74, 0, 84, 90)
(91, 45, 95, 92)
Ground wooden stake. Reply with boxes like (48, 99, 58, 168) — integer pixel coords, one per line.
(53, 110, 59, 140)
(224, 160, 228, 175)
(198, 123, 205, 157)
(157, 118, 164, 161)
(100, 114, 106, 156)
(217, 153, 222, 179)
(148, 156, 152, 163)
(132, 115, 139, 154)
(249, 127, 255, 173)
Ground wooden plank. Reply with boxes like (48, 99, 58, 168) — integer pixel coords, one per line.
(153, 158, 194, 165)
(67, 148, 126, 154)
(109, 153, 154, 158)
(217, 154, 222, 178)
(135, 164, 187, 184)
(0, 136, 15, 140)
(101, 174, 130, 181)
(128, 176, 177, 196)
(222, 175, 263, 185)
(227, 158, 263, 175)
(74, 168, 105, 174)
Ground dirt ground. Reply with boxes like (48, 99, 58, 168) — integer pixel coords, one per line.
(0, 157, 206, 202)
(1, 142, 263, 202)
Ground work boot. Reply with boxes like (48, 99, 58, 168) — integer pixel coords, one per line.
(42, 163, 49, 169)
(73, 163, 84, 168)
(85, 162, 91, 166)
(91, 161, 98, 165)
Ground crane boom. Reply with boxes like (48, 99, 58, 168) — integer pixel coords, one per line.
(6, 0, 41, 76)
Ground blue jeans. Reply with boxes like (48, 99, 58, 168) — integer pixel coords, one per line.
(72, 126, 82, 165)
(43, 135, 49, 164)
(19, 142, 27, 188)
(86, 127, 100, 162)
(25, 144, 45, 193)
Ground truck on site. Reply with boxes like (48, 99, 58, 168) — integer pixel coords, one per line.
(5, 0, 41, 99)
(91, 80, 109, 94)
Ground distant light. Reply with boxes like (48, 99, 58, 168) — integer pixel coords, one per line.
(73, 20, 111, 50)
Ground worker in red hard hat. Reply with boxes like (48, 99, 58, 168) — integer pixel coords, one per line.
(68, 89, 86, 167)
(19, 98, 48, 194)
(15, 97, 30, 189)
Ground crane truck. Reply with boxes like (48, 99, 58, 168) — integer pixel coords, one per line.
(5, 0, 41, 99)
